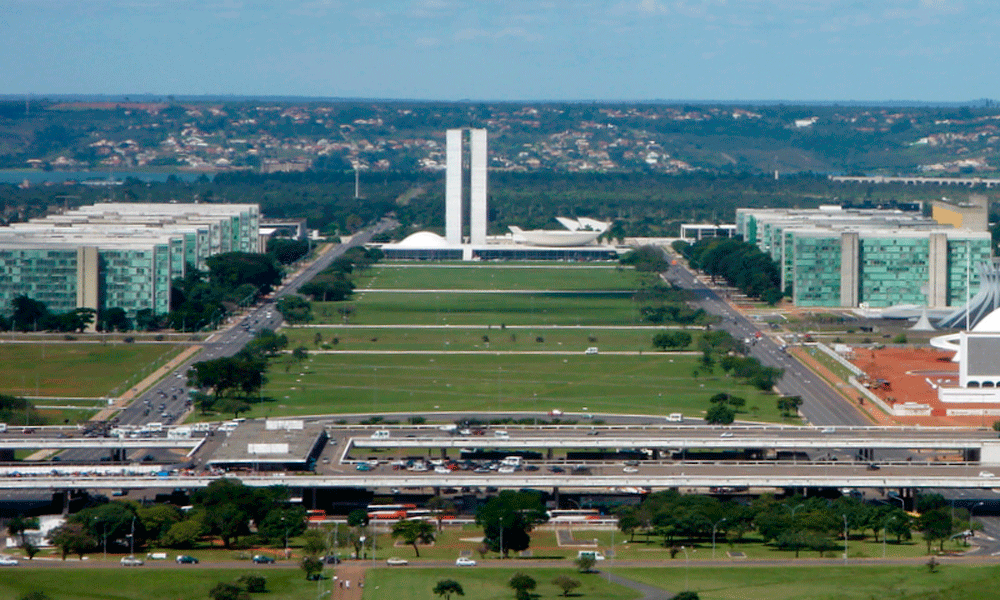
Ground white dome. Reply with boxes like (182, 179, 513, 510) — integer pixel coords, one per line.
(394, 231, 451, 248)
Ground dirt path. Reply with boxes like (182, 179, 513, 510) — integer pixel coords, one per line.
(330, 564, 368, 600)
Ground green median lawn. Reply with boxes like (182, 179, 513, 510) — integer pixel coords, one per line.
(362, 263, 638, 291)
(283, 326, 700, 353)
(255, 353, 787, 422)
(0, 342, 186, 398)
(613, 563, 1000, 600)
(362, 567, 640, 600)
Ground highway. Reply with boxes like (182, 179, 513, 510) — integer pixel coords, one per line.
(662, 255, 872, 426)
(59, 219, 394, 463)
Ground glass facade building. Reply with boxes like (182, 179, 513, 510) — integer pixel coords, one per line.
(736, 207, 993, 308)
(0, 203, 260, 322)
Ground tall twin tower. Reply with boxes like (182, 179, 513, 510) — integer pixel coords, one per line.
(445, 128, 488, 246)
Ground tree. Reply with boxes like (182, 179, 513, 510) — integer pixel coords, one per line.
(17, 593, 50, 600)
(7, 515, 39, 549)
(237, 574, 267, 593)
(918, 508, 953, 553)
(652, 330, 692, 350)
(10, 295, 48, 331)
(277, 295, 312, 324)
(209, 582, 250, 600)
(193, 479, 257, 548)
(137, 503, 182, 544)
(391, 519, 436, 557)
(552, 575, 581, 597)
(705, 403, 735, 425)
(258, 505, 307, 547)
(433, 579, 465, 600)
(475, 491, 549, 558)
(777, 396, 803, 417)
(162, 518, 203, 548)
(508, 573, 537, 600)
(575, 554, 596, 573)
(205, 252, 282, 295)
(292, 345, 309, 367)
(48, 522, 95, 560)
(673, 593, 701, 600)
(100, 307, 132, 332)
(301, 555, 324, 580)
(616, 506, 643, 542)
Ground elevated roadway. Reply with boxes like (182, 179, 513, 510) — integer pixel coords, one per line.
(6, 462, 1000, 491)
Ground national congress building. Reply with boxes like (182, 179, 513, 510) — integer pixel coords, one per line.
(0, 202, 260, 320)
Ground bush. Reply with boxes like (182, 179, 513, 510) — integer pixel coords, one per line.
(237, 574, 267, 593)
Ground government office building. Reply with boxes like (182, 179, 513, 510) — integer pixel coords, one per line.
(735, 204, 993, 308)
(0, 203, 260, 320)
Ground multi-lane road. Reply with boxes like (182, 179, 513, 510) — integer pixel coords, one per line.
(662, 256, 872, 426)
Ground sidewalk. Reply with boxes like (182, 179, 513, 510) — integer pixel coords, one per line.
(330, 564, 368, 600)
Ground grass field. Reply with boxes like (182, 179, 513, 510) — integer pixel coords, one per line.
(0, 568, 324, 600)
(362, 263, 640, 291)
(313, 292, 644, 326)
(614, 563, 1000, 600)
(283, 326, 700, 353)
(256, 354, 788, 422)
(362, 567, 640, 600)
(0, 343, 186, 398)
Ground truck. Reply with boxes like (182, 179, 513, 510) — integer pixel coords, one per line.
(666, 413, 684, 423)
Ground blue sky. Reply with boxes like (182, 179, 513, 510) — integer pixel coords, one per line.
(3, 0, 999, 102)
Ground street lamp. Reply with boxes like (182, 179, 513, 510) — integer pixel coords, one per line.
(883, 515, 897, 559)
(842, 514, 848, 565)
(680, 545, 690, 591)
(712, 518, 727, 560)
(280, 516, 290, 557)
(93, 517, 108, 559)
(971, 502, 985, 537)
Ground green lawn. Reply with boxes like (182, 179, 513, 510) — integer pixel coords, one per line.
(313, 292, 644, 326)
(362, 567, 640, 600)
(614, 564, 1000, 600)
(284, 326, 700, 353)
(0, 342, 186, 398)
(254, 353, 786, 421)
(363, 263, 640, 291)
(0, 568, 323, 600)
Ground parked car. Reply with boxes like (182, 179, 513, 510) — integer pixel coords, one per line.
(0, 556, 19, 566)
(175, 555, 199, 564)
(455, 557, 477, 567)
(386, 557, 409, 566)
(120, 556, 144, 567)
(252, 555, 275, 564)
(321, 555, 342, 564)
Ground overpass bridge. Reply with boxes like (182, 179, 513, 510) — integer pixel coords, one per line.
(345, 424, 1000, 463)
(830, 175, 1000, 188)
(4, 463, 1000, 491)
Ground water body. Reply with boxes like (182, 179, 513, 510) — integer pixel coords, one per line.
(0, 170, 206, 185)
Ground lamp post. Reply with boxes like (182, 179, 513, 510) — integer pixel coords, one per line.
(883, 515, 897, 559)
(971, 502, 985, 538)
(888, 494, 905, 511)
(128, 517, 135, 556)
(842, 514, 848, 565)
(680, 545, 690, 591)
(94, 517, 108, 559)
(712, 518, 727, 560)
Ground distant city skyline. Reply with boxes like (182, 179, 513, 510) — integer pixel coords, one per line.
(4, 0, 999, 102)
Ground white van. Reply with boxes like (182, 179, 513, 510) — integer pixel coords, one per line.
(494, 430, 509, 439)
(666, 413, 684, 423)
(370, 430, 390, 440)
(501, 456, 523, 467)
(577, 550, 606, 561)
(585, 347, 599, 355)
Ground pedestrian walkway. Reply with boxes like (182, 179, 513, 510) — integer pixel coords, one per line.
(330, 564, 368, 600)
(605, 573, 675, 600)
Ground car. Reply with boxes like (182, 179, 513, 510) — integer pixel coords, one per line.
(980, 471, 996, 478)
(720, 432, 734, 438)
(623, 466, 639, 474)
(548, 466, 565, 473)
(321, 555, 342, 564)
(386, 557, 409, 566)
(0, 556, 18, 566)
(356, 463, 373, 471)
(252, 555, 276, 564)
(524, 465, 540, 472)
(120, 556, 144, 567)
(821, 427, 836, 434)
(435, 466, 450, 474)
(176, 555, 199, 564)
(867, 463, 881, 471)
(455, 557, 477, 567)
